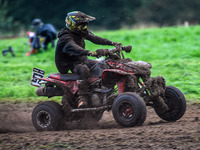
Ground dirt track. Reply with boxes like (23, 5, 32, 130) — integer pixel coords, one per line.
(0, 103, 199, 150)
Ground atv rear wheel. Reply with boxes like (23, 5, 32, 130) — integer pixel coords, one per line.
(154, 86, 186, 122)
(32, 101, 64, 131)
(112, 92, 147, 127)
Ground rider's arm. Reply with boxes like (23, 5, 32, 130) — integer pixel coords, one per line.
(86, 32, 114, 46)
(61, 38, 89, 56)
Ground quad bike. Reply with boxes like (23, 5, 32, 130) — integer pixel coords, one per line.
(31, 45, 186, 131)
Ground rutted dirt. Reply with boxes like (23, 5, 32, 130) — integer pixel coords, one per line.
(0, 103, 199, 150)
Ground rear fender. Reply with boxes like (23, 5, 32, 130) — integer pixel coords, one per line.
(36, 77, 79, 95)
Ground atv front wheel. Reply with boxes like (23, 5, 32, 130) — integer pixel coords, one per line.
(154, 86, 186, 122)
(32, 101, 64, 131)
(112, 92, 147, 127)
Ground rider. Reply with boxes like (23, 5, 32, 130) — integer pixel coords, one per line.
(31, 19, 57, 51)
(55, 11, 121, 108)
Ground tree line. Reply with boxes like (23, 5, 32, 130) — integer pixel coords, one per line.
(1, 0, 200, 34)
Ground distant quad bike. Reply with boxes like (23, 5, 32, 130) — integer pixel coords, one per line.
(31, 45, 186, 131)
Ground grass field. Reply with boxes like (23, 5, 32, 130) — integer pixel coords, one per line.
(0, 25, 200, 103)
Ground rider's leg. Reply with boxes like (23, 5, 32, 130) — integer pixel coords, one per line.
(73, 64, 90, 108)
(32, 35, 40, 50)
(26, 35, 39, 56)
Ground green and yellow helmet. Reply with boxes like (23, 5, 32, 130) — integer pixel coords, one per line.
(65, 11, 96, 32)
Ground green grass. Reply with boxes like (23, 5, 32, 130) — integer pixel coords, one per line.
(0, 25, 200, 103)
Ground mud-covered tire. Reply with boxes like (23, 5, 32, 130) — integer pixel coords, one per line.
(32, 101, 64, 131)
(112, 92, 147, 127)
(154, 86, 186, 122)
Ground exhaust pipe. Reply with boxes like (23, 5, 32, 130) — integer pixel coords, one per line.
(35, 87, 64, 96)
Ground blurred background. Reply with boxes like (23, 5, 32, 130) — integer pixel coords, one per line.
(1, 0, 200, 36)
(0, 0, 199, 101)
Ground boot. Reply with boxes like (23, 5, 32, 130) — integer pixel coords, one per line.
(77, 80, 89, 108)
(26, 49, 37, 56)
(78, 96, 88, 108)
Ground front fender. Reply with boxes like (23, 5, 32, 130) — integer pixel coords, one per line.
(102, 69, 134, 77)
(102, 69, 134, 89)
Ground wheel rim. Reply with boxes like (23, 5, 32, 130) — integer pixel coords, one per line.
(119, 102, 134, 120)
(36, 110, 51, 128)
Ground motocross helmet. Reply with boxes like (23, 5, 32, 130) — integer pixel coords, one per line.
(65, 11, 96, 32)
(31, 19, 43, 29)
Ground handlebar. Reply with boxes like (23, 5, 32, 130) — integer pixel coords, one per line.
(110, 45, 132, 59)
(89, 45, 132, 59)
(110, 45, 132, 54)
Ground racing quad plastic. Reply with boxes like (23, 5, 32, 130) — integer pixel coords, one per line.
(112, 92, 147, 127)
(154, 86, 186, 122)
(32, 101, 64, 131)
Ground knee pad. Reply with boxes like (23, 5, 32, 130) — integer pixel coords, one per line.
(74, 64, 90, 79)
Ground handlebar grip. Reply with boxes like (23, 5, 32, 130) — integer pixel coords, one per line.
(122, 45, 132, 53)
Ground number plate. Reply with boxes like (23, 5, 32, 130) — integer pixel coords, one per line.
(31, 67, 45, 87)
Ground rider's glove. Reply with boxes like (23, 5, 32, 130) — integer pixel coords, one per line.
(88, 51, 97, 56)
(112, 42, 122, 47)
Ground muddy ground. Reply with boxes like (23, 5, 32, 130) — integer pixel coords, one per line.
(0, 102, 199, 150)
